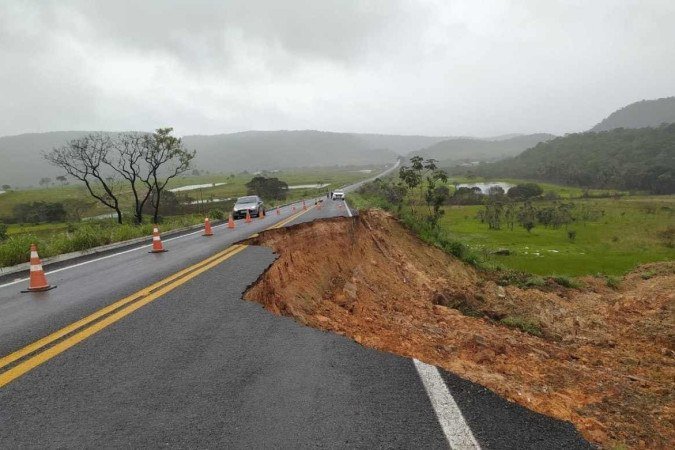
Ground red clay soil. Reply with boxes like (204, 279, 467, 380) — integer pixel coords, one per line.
(244, 210, 675, 449)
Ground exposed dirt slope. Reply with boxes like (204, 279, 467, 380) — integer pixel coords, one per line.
(244, 210, 675, 449)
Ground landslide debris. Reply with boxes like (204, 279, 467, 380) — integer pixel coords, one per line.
(244, 209, 675, 449)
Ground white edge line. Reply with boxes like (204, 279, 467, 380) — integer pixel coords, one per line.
(0, 200, 308, 290)
(413, 358, 481, 450)
(0, 164, 393, 290)
(344, 201, 353, 218)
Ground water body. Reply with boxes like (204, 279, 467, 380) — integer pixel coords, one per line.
(456, 182, 514, 194)
(288, 183, 330, 190)
(183, 197, 232, 205)
(169, 182, 226, 193)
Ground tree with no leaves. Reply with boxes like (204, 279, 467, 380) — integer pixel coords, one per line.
(45, 128, 195, 224)
(142, 128, 195, 224)
(45, 133, 125, 223)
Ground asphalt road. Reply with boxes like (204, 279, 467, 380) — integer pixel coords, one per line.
(0, 167, 593, 449)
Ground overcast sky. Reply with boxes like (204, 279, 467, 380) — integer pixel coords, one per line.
(1, 0, 674, 138)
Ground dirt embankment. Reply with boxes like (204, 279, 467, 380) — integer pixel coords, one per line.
(244, 210, 675, 449)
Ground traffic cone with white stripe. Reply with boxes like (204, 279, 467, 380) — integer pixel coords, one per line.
(276, 206, 280, 216)
(259, 208, 265, 220)
(292, 204, 296, 212)
(22, 244, 56, 292)
(245, 210, 252, 223)
(303, 200, 307, 210)
(150, 225, 167, 253)
(228, 213, 236, 229)
(203, 217, 213, 236)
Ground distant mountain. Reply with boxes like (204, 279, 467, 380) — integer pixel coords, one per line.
(181, 130, 444, 174)
(0, 129, 445, 187)
(465, 125, 675, 194)
(591, 97, 675, 132)
(410, 133, 556, 165)
(0, 131, 96, 188)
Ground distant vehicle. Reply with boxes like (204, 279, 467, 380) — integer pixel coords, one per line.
(331, 190, 345, 200)
(233, 195, 265, 219)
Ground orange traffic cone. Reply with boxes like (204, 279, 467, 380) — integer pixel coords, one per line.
(303, 200, 307, 210)
(245, 210, 252, 223)
(259, 208, 265, 219)
(228, 213, 236, 229)
(203, 217, 213, 236)
(276, 206, 280, 216)
(292, 204, 296, 212)
(150, 225, 167, 253)
(316, 201, 322, 210)
(22, 244, 56, 292)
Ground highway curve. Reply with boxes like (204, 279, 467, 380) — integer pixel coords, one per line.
(0, 167, 592, 449)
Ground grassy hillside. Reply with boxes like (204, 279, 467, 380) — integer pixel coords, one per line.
(591, 96, 675, 132)
(464, 125, 675, 194)
(411, 133, 556, 165)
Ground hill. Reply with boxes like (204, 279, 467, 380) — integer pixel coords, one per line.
(181, 130, 437, 173)
(591, 97, 675, 132)
(0, 131, 97, 189)
(0, 130, 442, 187)
(411, 133, 556, 165)
(465, 125, 675, 194)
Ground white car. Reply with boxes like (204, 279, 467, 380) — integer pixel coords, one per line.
(331, 190, 345, 200)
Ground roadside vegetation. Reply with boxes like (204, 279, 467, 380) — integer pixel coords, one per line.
(349, 157, 675, 277)
(0, 162, 384, 267)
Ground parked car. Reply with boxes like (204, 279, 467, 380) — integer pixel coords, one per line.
(232, 195, 265, 219)
(331, 190, 345, 200)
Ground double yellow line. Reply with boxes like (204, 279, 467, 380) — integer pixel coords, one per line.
(0, 204, 313, 388)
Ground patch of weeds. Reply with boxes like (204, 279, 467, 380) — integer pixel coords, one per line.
(641, 271, 656, 280)
(524, 276, 546, 288)
(496, 269, 531, 287)
(605, 276, 621, 289)
(553, 275, 581, 289)
(500, 316, 543, 337)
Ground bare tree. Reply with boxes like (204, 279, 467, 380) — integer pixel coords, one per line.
(45, 133, 124, 223)
(105, 133, 154, 224)
(143, 128, 195, 223)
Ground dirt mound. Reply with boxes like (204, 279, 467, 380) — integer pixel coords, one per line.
(244, 209, 675, 449)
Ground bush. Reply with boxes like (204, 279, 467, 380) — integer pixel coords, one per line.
(500, 316, 543, 337)
(524, 276, 546, 287)
(606, 276, 621, 289)
(0, 223, 7, 241)
(553, 275, 581, 289)
(208, 208, 225, 220)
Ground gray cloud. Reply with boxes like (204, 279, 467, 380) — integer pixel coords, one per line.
(0, 0, 674, 137)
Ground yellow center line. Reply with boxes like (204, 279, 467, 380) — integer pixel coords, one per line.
(0, 200, 316, 388)
(0, 244, 244, 371)
(0, 245, 248, 388)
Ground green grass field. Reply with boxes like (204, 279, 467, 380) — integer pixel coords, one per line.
(437, 196, 674, 276)
(351, 175, 674, 276)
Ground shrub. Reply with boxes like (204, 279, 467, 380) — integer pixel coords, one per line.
(208, 208, 225, 220)
(553, 275, 581, 289)
(606, 276, 621, 289)
(500, 316, 543, 337)
(0, 223, 7, 241)
(524, 276, 546, 287)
